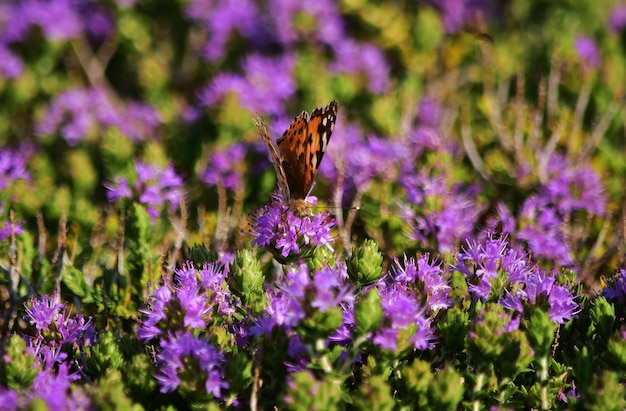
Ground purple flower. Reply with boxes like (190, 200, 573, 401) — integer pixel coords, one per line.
(200, 54, 296, 116)
(517, 196, 573, 266)
(430, 0, 499, 33)
(609, 6, 626, 32)
(36, 88, 160, 145)
(388, 254, 452, 311)
(0, 148, 30, 190)
(139, 261, 235, 341)
(372, 285, 437, 351)
(399, 172, 482, 253)
(602, 268, 626, 304)
(1, 0, 83, 43)
(506, 270, 579, 324)
(201, 143, 246, 191)
(104, 162, 185, 221)
(253, 264, 353, 335)
(31, 364, 75, 410)
(268, 0, 344, 47)
(0, 387, 18, 410)
(417, 98, 443, 128)
(330, 40, 390, 93)
(23, 294, 96, 373)
(250, 195, 336, 259)
(453, 235, 532, 301)
(186, 0, 259, 61)
(24, 294, 63, 331)
(116, 102, 161, 142)
(0, 44, 24, 78)
(544, 154, 606, 216)
(575, 36, 600, 69)
(155, 332, 228, 397)
(320, 124, 404, 198)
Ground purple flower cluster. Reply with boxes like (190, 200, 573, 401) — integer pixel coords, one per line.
(319, 124, 404, 199)
(0, 148, 31, 190)
(0, 363, 91, 410)
(139, 261, 232, 397)
(609, 5, 626, 32)
(104, 161, 185, 221)
(155, 332, 228, 396)
(252, 264, 353, 335)
(429, 0, 499, 33)
(602, 267, 626, 304)
(399, 172, 482, 253)
(23, 294, 96, 368)
(250, 195, 336, 258)
(455, 235, 579, 324)
(201, 142, 247, 192)
(200, 54, 297, 117)
(138, 261, 236, 340)
(188, 0, 390, 115)
(0, 0, 115, 78)
(372, 255, 450, 351)
(512, 154, 606, 266)
(575, 36, 601, 69)
(36, 88, 160, 145)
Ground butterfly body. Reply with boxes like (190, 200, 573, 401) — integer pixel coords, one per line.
(255, 100, 338, 217)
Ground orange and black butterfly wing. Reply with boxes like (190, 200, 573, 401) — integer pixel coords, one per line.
(275, 112, 310, 200)
(276, 100, 338, 200)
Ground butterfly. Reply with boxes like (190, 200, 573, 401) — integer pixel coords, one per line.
(254, 100, 338, 217)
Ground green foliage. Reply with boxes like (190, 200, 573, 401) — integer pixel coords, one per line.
(347, 239, 384, 287)
(228, 249, 265, 312)
(1, 335, 39, 390)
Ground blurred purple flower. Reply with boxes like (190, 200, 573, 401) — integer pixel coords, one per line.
(116, 102, 161, 142)
(155, 331, 228, 397)
(37, 88, 160, 145)
(268, 0, 344, 46)
(201, 143, 246, 191)
(251, 291, 304, 335)
(517, 196, 573, 266)
(0, 387, 18, 410)
(0, 44, 24, 78)
(31, 364, 75, 410)
(399, 172, 482, 253)
(544, 154, 605, 216)
(186, 0, 260, 61)
(78, 6, 115, 43)
(602, 268, 626, 304)
(1, 0, 83, 42)
(0, 148, 30, 190)
(331, 40, 390, 93)
(575, 36, 600, 69)
(250, 194, 336, 258)
(104, 162, 185, 220)
(417, 98, 443, 128)
(609, 6, 626, 33)
(320, 124, 404, 198)
(429, 0, 498, 33)
(200, 54, 296, 116)
(373, 286, 436, 351)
